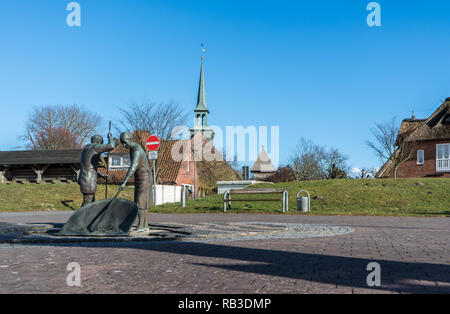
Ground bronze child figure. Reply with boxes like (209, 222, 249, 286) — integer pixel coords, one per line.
(119, 132, 152, 232)
(78, 133, 116, 207)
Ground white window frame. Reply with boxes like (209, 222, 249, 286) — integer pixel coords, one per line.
(417, 150, 424, 165)
(109, 154, 130, 169)
(436, 144, 450, 172)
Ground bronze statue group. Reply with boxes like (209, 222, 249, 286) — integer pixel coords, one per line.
(77, 131, 151, 232)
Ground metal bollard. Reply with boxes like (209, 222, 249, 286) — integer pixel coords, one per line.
(282, 190, 289, 213)
(297, 190, 311, 212)
(181, 186, 186, 208)
(223, 191, 231, 213)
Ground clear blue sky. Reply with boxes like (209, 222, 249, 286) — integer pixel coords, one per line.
(1, 0, 450, 172)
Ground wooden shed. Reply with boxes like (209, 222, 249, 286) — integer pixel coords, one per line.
(0, 150, 82, 183)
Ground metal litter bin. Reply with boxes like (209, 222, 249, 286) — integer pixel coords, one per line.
(296, 190, 311, 212)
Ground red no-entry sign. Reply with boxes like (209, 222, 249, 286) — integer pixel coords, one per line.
(146, 135, 160, 151)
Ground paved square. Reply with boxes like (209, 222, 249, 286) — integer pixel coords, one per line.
(0, 212, 449, 294)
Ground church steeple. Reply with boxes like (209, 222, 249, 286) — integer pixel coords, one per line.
(195, 57, 209, 112)
(190, 54, 214, 142)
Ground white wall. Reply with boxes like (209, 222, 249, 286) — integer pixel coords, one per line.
(154, 185, 181, 206)
(216, 180, 267, 194)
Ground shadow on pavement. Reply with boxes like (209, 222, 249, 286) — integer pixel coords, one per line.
(26, 239, 450, 294)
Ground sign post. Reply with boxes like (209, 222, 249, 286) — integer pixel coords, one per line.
(146, 135, 160, 206)
(105, 120, 111, 199)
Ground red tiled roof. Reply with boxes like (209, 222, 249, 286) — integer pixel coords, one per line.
(103, 133, 186, 185)
(101, 131, 238, 187)
(98, 168, 132, 185)
(155, 140, 185, 184)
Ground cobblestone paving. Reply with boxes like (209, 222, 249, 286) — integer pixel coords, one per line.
(0, 212, 449, 294)
(1, 222, 355, 244)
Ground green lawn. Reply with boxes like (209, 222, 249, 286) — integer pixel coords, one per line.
(155, 178, 450, 217)
(0, 183, 135, 212)
(0, 178, 449, 217)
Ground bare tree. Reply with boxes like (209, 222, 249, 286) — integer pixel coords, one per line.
(118, 101, 188, 142)
(368, 167, 379, 178)
(290, 138, 326, 180)
(23, 105, 102, 150)
(290, 138, 349, 180)
(222, 152, 242, 175)
(359, 168, 371, 179)
(29, 127, 81, 150)
(117, 101, 188, 181)
(324, 148, 350, 179)
(366, 118, 416, 179)
(265, 166, 296, 183)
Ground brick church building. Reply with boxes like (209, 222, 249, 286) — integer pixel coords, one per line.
(377, 98, 450, 178)
(103, 57, 239, 195)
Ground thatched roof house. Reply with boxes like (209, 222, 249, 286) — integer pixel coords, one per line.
(377, 98, 450, 178)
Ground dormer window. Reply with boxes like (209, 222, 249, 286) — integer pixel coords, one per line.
(443, 114, 450, 124)
(109, 154, 130, 169)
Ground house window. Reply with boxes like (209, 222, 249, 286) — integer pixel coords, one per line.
(436, 144, 450, 172)
(417, 150, 424, 165)
(111, 156, 121, 167)
(109, 155, 130, 169)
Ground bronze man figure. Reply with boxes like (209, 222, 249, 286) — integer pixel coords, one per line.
(119, 132, 152, 232)
(78, 133, 116, 207)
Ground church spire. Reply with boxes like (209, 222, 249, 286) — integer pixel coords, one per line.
(195, 56, 208, 112)
(190, 48, 214, 143)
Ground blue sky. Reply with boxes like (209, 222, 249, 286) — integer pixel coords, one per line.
(1, 0, 450, 173)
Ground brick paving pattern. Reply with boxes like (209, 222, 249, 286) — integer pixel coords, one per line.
(0, 212, 449, 294)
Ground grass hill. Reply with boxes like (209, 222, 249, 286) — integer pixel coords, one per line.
(155, 178, 450, 217)
(0, 178, 448, 216)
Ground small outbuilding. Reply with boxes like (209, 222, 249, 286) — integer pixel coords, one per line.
(251, 146, 276, 180)
(0, 150, 81, 183)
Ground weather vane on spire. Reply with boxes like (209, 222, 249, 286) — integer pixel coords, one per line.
(201, 43, 206, 60)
